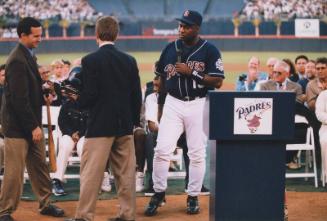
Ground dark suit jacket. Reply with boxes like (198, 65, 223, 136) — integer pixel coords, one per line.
(1, 43, 43, 139)
(78, 44, 142, 137)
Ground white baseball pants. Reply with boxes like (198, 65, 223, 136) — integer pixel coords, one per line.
(53, 135, 85, 181)
(153, 94, 207, 196)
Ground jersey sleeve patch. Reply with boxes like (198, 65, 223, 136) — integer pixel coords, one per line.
(215, 58, 224, 72)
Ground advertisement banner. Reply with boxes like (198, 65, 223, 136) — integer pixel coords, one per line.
(295, 19, 320, 37)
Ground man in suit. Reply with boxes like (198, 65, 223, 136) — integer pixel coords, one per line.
(66, 16, 142, 221)
(0, 17, 64, 221)
(260, 60, 302, 97)
(260, 60, 305, 169)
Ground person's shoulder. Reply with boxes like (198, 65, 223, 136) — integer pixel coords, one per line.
(82, 50, 98, 63)
(6, 44, 26, 65)
(261, 80, 275, 87)
(160, 41, 176, 54)
(288, 80, 301, 89)
(306, 78, 317, 87)
(204, 40, 220, 53)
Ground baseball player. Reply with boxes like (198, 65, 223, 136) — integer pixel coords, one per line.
(144, 10, 224, 216)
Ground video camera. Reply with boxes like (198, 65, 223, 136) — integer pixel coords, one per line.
(60, 66, 82, 97)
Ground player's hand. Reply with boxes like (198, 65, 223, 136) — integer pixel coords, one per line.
(175, 63, 192, 76)
(72, 132, 80, 143)
(32, 126, 43, 143)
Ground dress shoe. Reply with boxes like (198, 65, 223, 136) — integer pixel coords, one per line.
(40, 204, 65, 217)
(64, 219, 86, 221)
(108, 218, 135, 221)
(0, 214, 14, 221)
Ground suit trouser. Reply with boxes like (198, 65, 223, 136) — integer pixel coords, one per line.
(75, 135, 136, 221)
(0, 137, 52, 216)
(0, 137, 4, 170)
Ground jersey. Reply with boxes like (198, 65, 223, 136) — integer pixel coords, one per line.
(156, 38, 224, 100)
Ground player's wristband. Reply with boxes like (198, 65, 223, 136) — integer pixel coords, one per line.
(191, 70, 205, 84)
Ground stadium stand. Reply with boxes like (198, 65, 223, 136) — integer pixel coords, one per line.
(165, 0, 208, 17)
(0, 0, 101, 21)
(128, 0, 165, 19)
(206, 0, 244, 19)
(89, 0, 129, 18)
(240, 0, 326, 20)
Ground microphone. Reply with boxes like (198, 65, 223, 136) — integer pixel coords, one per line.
(176, 49, 182, 77)
(176, 49, 182, 63)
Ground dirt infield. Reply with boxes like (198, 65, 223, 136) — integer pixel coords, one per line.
(10, 191, 327, 221)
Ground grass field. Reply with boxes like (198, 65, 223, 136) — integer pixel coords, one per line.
(0, 51, 325, 88)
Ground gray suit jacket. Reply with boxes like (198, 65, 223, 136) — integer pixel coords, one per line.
(260, 80, 303, 101)
(1, 43, 43, 139)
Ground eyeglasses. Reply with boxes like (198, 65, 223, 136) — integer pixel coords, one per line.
(273, 71, 283, 75)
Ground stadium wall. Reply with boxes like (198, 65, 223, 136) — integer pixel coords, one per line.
(23, 20, 327, 37)
(0, 37, 326, 55)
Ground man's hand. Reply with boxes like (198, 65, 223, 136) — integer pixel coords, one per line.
(68, 93, 79, 101)
(32, 126, 43, 143)
(72, 132, 80, 143)
(175, 63, 192, 76)
(44, 94, 54, 104)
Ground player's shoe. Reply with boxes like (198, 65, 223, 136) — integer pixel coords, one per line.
(52, 178, 67, 196)
(135, 172, 145, 192)
(101, 172, 112, 192)
(186, 195, 200, 214)
(144, 192, 166, 216)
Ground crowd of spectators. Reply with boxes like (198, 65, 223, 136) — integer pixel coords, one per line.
(240, 0, 326, 20)
(0, 0, 101, 21)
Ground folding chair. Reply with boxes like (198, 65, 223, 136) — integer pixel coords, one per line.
(285, 115, 318, 187)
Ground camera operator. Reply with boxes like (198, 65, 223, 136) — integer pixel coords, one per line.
(52, 67, 111, 195)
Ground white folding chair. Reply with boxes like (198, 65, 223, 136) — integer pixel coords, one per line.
(285, 115, 318, 187)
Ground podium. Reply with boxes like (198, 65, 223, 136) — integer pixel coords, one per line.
(208, 91, 295, 221)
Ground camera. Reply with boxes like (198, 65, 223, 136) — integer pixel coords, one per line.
(60, 83, 80, 96)
(239, 74, 247, 82)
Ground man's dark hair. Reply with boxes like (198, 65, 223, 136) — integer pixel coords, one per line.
(62, 59, 71, 66)
(316, 57, 327, 65)
(17, 17, 41, 38)
(295, 55, 309, 64)
(96, 16, 119, 42)
(283, 58, 296, 75)
(0, 64, 5, 71)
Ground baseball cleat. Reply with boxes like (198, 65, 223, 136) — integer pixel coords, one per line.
(144, 192, 166, 216)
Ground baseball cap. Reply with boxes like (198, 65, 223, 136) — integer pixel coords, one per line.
(176, 10, 202, 26)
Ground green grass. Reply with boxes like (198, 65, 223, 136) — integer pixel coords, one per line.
(1, 51, 325, 86)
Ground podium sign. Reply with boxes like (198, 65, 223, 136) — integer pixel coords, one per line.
(208, 91, 295, 221)
(234, 98, 273, 135)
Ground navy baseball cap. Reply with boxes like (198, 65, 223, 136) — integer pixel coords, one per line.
(176, 10, 202, 26)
